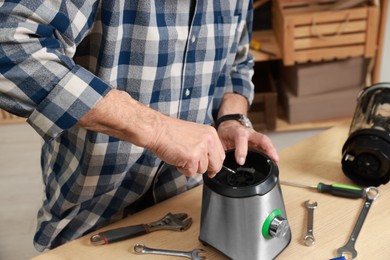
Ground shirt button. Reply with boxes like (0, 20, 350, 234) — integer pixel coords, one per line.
(185, 89, 191, 97)
(191, 35, 196, 43)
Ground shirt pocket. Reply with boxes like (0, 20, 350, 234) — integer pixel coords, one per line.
(215, 14, 241, 63)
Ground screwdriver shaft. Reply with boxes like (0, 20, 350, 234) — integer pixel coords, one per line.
(222, 165, 236, 174)
(280, 180, 317, 189)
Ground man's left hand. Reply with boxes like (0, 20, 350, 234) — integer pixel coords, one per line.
(217, 120, 279, 165)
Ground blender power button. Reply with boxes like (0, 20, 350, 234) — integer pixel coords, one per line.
(262, 209, 290, 239)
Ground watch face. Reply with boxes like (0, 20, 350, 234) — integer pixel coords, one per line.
(240, 115, 253, 128)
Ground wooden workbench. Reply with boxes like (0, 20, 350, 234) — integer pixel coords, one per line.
(33, 123, 390, 259)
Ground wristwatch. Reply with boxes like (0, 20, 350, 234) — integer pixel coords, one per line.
(215, 114, 253, 129)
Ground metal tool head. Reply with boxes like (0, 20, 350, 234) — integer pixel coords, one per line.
(90, 234, 105, 245)
(305, 200, 318, 209)
(304, 234, 316, 246)
(365, 186, 380, 201)
(148, 212, 192, 232)
(191, 249, 206, 260)
(337, 244, 357, 260)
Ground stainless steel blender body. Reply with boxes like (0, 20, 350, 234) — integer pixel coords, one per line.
(199, 150, 291, 259)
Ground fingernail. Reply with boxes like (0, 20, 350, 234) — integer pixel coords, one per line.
(238, 156, 245, 165)
(208, 172, 216, 178)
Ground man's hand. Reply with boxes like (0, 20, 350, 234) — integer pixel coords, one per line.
(217, 120, 279, 165)
(78, 89, 225, 178)
(147, 117, 225, 178)
(216, 93, 279, 165)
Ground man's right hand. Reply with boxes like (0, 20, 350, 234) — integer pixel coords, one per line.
(147, 116, 225, 178)
(78, 89, 225, 178)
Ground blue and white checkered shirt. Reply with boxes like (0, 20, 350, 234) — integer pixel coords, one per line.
(0, 0, 254, 251)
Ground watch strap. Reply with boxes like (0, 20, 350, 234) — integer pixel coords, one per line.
(215, 114, 252, 129)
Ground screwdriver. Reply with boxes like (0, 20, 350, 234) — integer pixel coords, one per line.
(280, 180, 366, 199)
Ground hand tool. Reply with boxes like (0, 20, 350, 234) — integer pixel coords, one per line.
(249, 39, 276, 56)
(90, 212, 192, 245)
(337, 187, 379, 259)
(304, 200, 317, 246)
(280, 180, 366, 199)
(134, 244, 206, 259)
(222, 165, 236, 174)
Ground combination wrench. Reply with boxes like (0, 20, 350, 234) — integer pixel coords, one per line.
(304, 200, 317, 246)
(134, 244, 205, 259)
(337, 187, 380, 259)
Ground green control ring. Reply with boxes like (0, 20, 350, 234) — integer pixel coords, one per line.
(262, 209, 283, 239)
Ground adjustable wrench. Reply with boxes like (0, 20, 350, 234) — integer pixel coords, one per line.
(90, 212, 192, 245)
(337, 187, 379, 259)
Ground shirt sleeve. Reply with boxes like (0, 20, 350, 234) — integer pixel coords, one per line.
(219, 1, 255, 105)
(0, 0, 112, 142)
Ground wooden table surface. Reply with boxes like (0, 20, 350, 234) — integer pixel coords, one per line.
(33, 123, 390, 259)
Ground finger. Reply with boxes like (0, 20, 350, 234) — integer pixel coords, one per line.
(234, 131, 249, 165)
(197, 153, 208, 174)
(176, 167, 193, 177)
(176, 161, 198, 177)
(207, 153, 224, 178)
(207, 141, 225, 178)
(250, 133, 279, 162)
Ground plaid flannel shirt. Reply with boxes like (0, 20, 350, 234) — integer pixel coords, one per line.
(0, 0, 254, 251)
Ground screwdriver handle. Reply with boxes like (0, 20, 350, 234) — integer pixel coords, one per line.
(317, 183, 366, 198)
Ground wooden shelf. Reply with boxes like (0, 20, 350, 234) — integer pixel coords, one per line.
(250, 30, 282, 62)
(249, 0, 387, 132)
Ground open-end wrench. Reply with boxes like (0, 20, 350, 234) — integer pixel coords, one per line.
(134, 244, 205, 259)
(304, 200, 317, 246)
(337, 187, 380, 259)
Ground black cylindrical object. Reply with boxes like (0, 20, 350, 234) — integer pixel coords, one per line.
(342, 83, 390, 187)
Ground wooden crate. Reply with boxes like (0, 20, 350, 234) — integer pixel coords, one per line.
(272, 0, 379, 65)
(0, 109, 25, 124)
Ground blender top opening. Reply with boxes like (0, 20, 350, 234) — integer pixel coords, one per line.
(203, 149, 278, 198)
